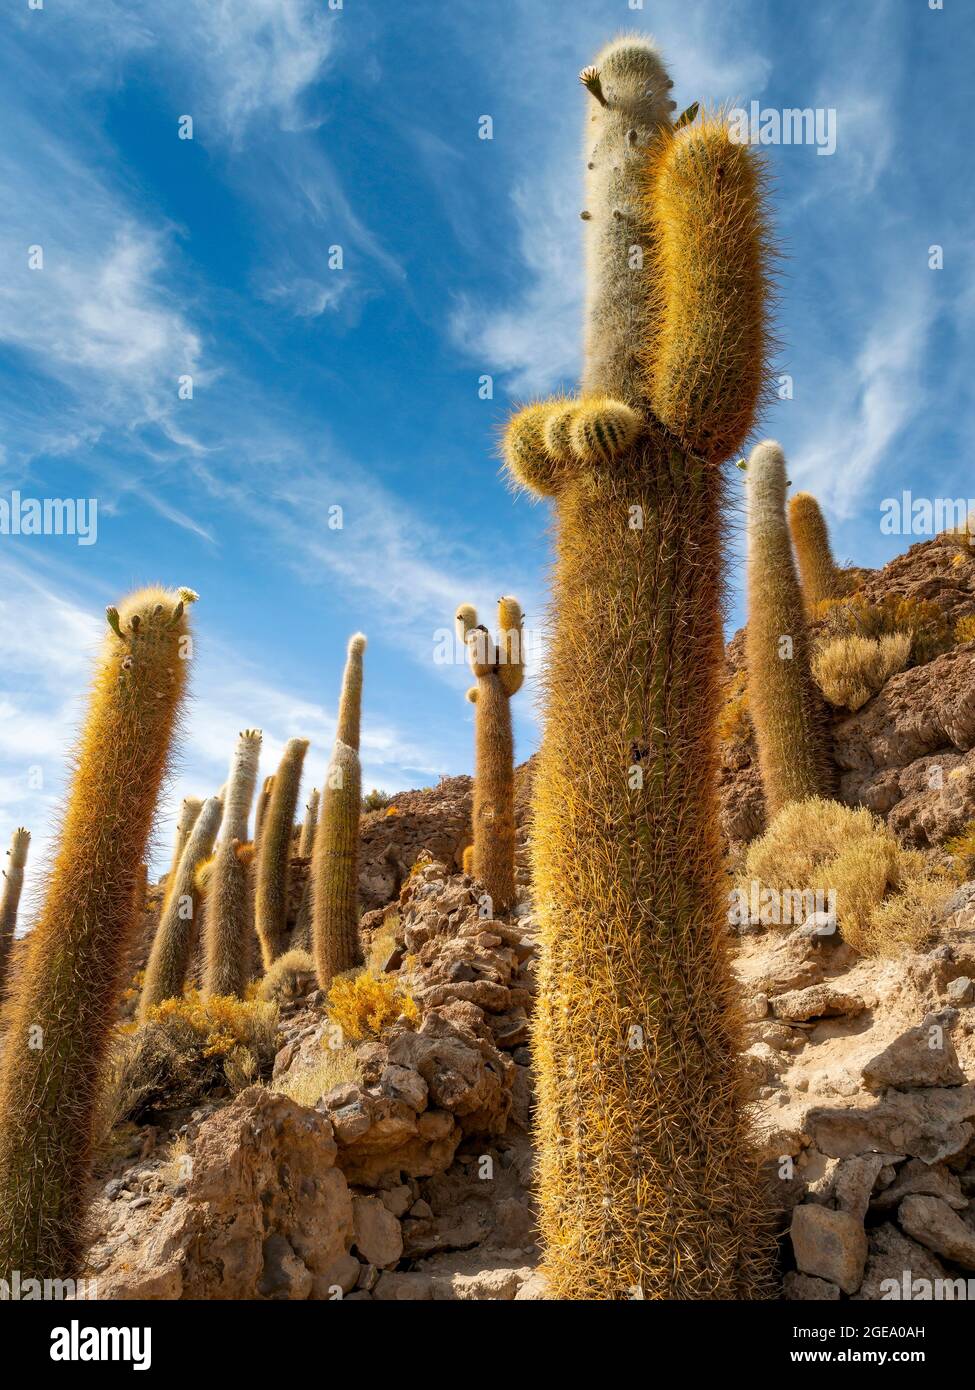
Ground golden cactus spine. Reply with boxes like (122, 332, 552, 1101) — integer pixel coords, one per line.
(788, 490, 844, 609)
(459, 597, 524, 915)
(502, 37, 774, 1298)
(298, 787, 319, 857)
(746, 443, 831, 815)
(0, 827, 30, 993)
(255, 737, 309, 969)
(312, 634, 366, 990)
(140, 794, 223, 1017)
(0, 586, 196, 1280)
(202, 729, 261, 998)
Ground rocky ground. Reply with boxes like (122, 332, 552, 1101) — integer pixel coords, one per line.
(81, 531, 975, 1300)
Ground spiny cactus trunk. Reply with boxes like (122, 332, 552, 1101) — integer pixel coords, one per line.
(747, 444, 831, 815)
(140, 795, 222, 1017)
(788, 491, 844, 610)
(203, 840, 252, 998)
(472, 672, 516, 915)
(0, 828, 30, 995)
(312, 741, 362, 989)
(298, 788, 319, 858)
(255, 738, 308, 970)
(0, 586, 195, 1281)
(532, 450, 770, 1299)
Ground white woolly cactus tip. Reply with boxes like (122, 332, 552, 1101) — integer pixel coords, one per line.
(348, 632, 367, 656)
(747, 440, 788, 501)
(586, 33, 674, 119)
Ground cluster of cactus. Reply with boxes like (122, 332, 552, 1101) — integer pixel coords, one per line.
(456, 597, 524, 914)
(0, 586, 197, 1280)
(501, 36, 774, 1298)
(312, 634, 366, 989)
(745, 442, 832, 815)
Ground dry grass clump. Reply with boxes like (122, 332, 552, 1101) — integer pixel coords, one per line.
(811, 632, 911, 710)
(259, 947, 316, 1002)
(272, 1045, 363, 1108)
(946, 821, 975, 882)
(326, 970, 418, 1043)
(743, 797, 950, 955)
(817, 593, 952, 666)
(955, 614, 975, 644)
(98, 991, 279, 1130)
(717, 669, 751, 743)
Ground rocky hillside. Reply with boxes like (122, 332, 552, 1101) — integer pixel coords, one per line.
(81, 533, 975, 1301)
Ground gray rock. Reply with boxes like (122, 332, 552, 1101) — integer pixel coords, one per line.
(805, 1086, 975, 1162)
(898, 1195, 975, 1270)
(947, 976, 974, 1005)
(872, 1158, 968, 1212)
(861, 1015, 965, 1090)
(784, 1271, 841, 1301)
(352, 1195, 404, 1269)
(854, 1222, 950, 1301)
(790, 1205, 868, 1294)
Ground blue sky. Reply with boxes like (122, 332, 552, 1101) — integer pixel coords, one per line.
(0, 0, 971, 899)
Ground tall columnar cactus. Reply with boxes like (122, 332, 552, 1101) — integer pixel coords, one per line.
(298, 788, 319, 858)
(746, 443, 831, 815)
(0, 827, 30, 994)
(788, 490, 844, 610)
(255, 737, 309, 969)
(312, 635, 366, 990)
(163, 796, 203, 904)
(501, 38, 774, 1298)
(202, 729, 261, 998)
(458, 596, 524, 915)
(254, 775, 274, 849)
(0, 586, 196, 1280)
(140, 794, 223, 1017)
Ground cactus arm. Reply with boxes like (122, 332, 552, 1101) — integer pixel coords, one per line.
(470, 669, 517, 914)
(298, 787, 320, 858)
(745, 443, 831, 814)
(788, 491, 844, 609)
(311, 740, 362, 989)
(140, 794, 223, 1016)
(496, 596, 525, 697)
(255, 737, 309, 969)
(580, 38, 675, 403)
(202, 839, 253, 998)
(642, 115, 770, 461)
(0, 827, 30, 993)
(335, 633, 366, 752)
(0, 586, 195, 1279)
(222, 729, 262, 845)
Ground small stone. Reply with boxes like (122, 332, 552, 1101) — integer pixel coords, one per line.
(947, 976, 974, 1005)
(790, 1204, 868, 1294)
(898, 1195, 975, 1270)
(744, 992, 769, 1021)
(356, 1263, 380, 1292)
(862, 1015, 965, 1091)
(352, 1196, 404, 1269)
(408, 1199, 433, 1220)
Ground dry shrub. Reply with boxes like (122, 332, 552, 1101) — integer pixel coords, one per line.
(365, 916, 400, 975)
(99, 991, 279, 1128)
(326, 970, 418, 1043)
(858, 873, 951, 955)
(743, 797, 948, 955)
(272, 1045, 363, 1108)
(818, 594, 951, 666)
(811, 632, 911, 710)
(955, 615, 975, 645)
(259, 947, 316, 1002)
(946, 821, 975, 882)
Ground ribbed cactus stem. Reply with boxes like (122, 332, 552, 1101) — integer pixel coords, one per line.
(202, 840, 253, 998)
(336, 633, 366, 751)
(312, 740, 362, 989)
(254, 775, 274, 849)
(140, 794, 223, 1016)
(461, 597, 523, 916)
(0, 828, 30, 994)
(164, 796, 203, 898)
(255, 738, 309, 969)
(746, 443, 831, 815)
(222, 729, 262, 845)
(298, 788, 319, 858)
(788, 490, 844, 609)
(201, 729, 262, 998)
(0, 586, 196, 1280)
(502, 38, 774, 1299)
